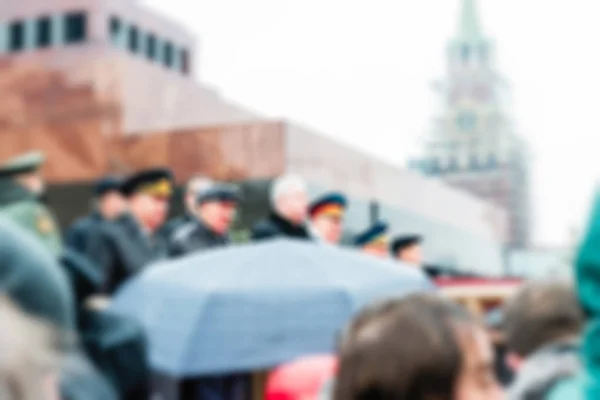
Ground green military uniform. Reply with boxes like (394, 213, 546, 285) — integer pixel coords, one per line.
(0, 151, 62, 256)
(0, 216, 118, 400)
(574, 189, 600, 399)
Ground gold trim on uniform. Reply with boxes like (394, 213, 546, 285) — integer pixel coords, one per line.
(36, 213, 54, 235)
(312, 204, 344, 219)
(370, 234, 389, 246)
(140, 179, 173, 197)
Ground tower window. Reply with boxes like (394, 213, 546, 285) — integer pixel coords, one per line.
(456, 111, 477, 132)
(461, 45, 470, 60)
(448, 157, 458, 171)
(469, 155, 479, 169)
(180, 49, 190, 74)
(36, 16, 52, 49)
(8, 20, 25, 52)
(110, 16, 121, 38)
(146, 34, 157, 60)
(430, 157, 440, 173)
(163, 41, 174, 67)
(128, 26, 139, 53)
(64, 12, 87, 44)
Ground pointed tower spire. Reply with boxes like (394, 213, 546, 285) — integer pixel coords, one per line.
(457, 0, 484, 42)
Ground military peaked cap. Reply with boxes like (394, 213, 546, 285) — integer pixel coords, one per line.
(0, 151, 45, 178)
(354, 221, 389, 247)
(390, 234, 423, 254)
(93, 176, 124, 197)
(121, 168, 174, 197)
(196, 183, 241, 204)
(309, 192, 347, 219)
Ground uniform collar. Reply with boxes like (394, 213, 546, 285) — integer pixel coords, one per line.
(195, 217, 228, 240)
(0, 178, 35, 205)
(91, 210, 105, 221)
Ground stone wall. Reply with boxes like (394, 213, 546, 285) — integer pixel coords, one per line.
(112, 121, 286, 183)
(0, 60, 283, 183)
(0, 59, 121, 182)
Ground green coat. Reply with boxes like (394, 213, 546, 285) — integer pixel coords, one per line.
(0, 214, 74, 332)
(575, 189, 600, 398)
(0, 177, 62, 256)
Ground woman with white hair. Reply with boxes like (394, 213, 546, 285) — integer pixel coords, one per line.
(251, 175, 312, 241)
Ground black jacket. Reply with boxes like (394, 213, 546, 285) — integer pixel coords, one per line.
(169, 218, 229, 257)
(86, 214, 167, 294)
(78, 309, 149, 400)
(158, 213, 194, 242)
(66, 211, 104, 254)
(251, 212, 311, 241)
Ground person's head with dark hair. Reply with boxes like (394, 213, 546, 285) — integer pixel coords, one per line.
(93, 176, 126, 221)
(503, 281, 584, 368)
(335, 294, 503, 400)
(503, 281, 584, 399)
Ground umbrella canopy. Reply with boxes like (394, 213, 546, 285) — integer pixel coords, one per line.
(266, 354, 337, 400)
(110, 239, 434, 377)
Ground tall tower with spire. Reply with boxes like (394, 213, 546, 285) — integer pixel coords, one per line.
(410, 0, 532, 249)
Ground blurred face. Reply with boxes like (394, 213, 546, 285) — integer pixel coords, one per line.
(99, 191, 126, 220)
(313, 215, 343, 244)
(277, 190, 308, 224)
(454, 328, 504, 400)
(398, 244, 423, 266)
(363, 243, 389, 258)
(17, 172, 45, 196)
(129, 193, 170, 233)
(199, 200, 237, 235)
(185, 177, 214, 214)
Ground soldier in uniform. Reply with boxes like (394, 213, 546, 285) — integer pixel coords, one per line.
(86, 168, 174, 294)
(170, 182, 241, 257)
(0, 151, 62, 256)
(66, 176, 125, 254)
(390, 234, 423, 267)
(159, 175, 213, 241)
(308, 192, 347, 245)
(0, 215, 118, 400)
(354, 222, 390, 258)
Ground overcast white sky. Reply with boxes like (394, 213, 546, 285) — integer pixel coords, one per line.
(144, 0, 600, 246)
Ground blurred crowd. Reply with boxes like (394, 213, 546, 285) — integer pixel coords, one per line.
(0, 149, 595, 400)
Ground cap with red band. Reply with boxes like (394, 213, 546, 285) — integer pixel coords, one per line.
(309, 192, 347, 219)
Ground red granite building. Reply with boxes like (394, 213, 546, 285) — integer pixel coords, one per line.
(0, 0, 510, 275)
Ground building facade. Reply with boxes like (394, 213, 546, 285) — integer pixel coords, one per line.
(0, 0, 260, 133)
(409, 0, 532, 248)
(0, 0, 509, 275)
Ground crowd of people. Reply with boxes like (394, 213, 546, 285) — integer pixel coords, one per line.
(61, 162, 427, 295)
(0, 149, 593, 400)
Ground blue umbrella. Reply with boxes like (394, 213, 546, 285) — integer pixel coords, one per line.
(110, 239, 434, 377)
